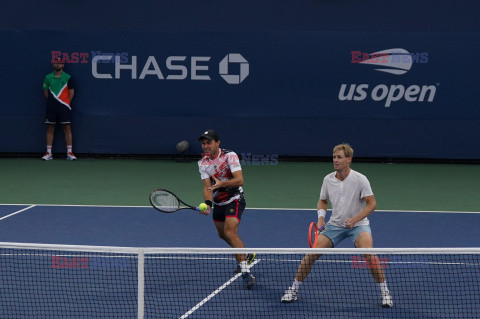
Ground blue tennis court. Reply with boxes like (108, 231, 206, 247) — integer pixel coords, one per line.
(1, 204, 479, 247)
(0, 204, 479, 318)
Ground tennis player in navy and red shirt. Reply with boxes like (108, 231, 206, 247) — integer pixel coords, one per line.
(198, 129, 256, 288)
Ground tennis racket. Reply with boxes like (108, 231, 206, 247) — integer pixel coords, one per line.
(308, 222, 324, 248)
(149, 188, 202, 213)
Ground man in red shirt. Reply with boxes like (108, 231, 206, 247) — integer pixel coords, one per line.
(198, 129, 255, 288)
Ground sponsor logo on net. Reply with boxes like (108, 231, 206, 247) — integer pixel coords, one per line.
(351, 255, 432, 269)
(51, 256, 132, 269)
(339, 48, 438, 107)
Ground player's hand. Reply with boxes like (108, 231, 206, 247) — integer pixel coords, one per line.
(200, 206, 212, 215)
(345, 218, 357, 229)
(208, 176, 223, 191)
(317, 218, 326, 231)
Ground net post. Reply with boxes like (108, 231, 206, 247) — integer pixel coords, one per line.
(137, 249, 145, 319)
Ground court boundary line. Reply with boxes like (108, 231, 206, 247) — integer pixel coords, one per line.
(0, 205, 36, 221)
(0, 203, 478, 214)
(179, 259, 261, 319)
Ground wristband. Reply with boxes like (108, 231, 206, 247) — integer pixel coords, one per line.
(205, 200, 213, 207)
(317, 209, 326, 219)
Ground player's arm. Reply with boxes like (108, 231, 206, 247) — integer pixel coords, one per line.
(202, 177, 213, 215)
(68, 77, 75, 101)
(43, 76, 50, 98)
(345, 195, 377, 228)
(317, 198, 328, 229)
(210, 170, 244, 190)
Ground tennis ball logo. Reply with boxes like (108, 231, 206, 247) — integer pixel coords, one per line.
(219, 54, 249, 84)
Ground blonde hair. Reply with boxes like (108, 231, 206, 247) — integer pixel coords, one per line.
(333, 143, 354, 158)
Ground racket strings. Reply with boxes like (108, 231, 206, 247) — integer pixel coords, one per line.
(152, 191, 180, 212)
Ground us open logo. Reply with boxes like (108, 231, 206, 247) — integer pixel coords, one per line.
(339, 48, 437, 107)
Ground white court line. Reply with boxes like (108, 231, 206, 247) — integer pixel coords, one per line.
(179, 259, 260, 319)
(0, 203, 478, 214)
(0, 205, 36, 221)
(251, 208, 480, 214)
(0, 203, 149, 208)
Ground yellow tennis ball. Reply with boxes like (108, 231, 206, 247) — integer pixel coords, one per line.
(199, 203, 208, 211)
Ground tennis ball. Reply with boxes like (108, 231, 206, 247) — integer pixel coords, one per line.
(176, 140, 189, 153)
(199, 203, 208, 211)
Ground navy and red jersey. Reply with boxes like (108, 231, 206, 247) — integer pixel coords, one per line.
(198, 149, 244, 205)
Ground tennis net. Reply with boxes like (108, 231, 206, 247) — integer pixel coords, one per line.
(0, 243, 479, 318)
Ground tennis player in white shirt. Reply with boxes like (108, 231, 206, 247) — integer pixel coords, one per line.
(281, 143, 393, 308)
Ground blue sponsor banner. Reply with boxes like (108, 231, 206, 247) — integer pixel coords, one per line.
(0, 29, 479, 158)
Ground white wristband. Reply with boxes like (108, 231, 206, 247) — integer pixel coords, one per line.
(317, 209, 326, 219)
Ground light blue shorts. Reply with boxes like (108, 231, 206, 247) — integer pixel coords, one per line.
(320, 223, 372, 247)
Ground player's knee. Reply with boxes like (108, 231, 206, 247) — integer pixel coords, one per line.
(223, 229, 238, 242)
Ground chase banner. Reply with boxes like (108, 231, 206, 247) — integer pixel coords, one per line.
(1, 15, 479, 159)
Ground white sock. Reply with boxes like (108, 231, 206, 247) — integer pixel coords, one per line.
(378, 281, 389, 294)
(67, 145, 72, 153)
(292, 279, 302, 291)
(239, 261, 249, 273)
(46, 145, 52, 154)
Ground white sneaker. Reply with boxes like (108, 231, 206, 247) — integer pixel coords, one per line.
(281, 287, 298, 303)
(381, 291, 393, 308)
(42, 153, 53, 161)
(67, 152, 77, 160)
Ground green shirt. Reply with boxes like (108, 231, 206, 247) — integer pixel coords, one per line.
(43, 71, 74, 109)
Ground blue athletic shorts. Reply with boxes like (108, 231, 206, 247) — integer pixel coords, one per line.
(320, 223, 372, 247)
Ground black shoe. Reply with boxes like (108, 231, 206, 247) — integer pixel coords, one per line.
(241, 272, 256, 289)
